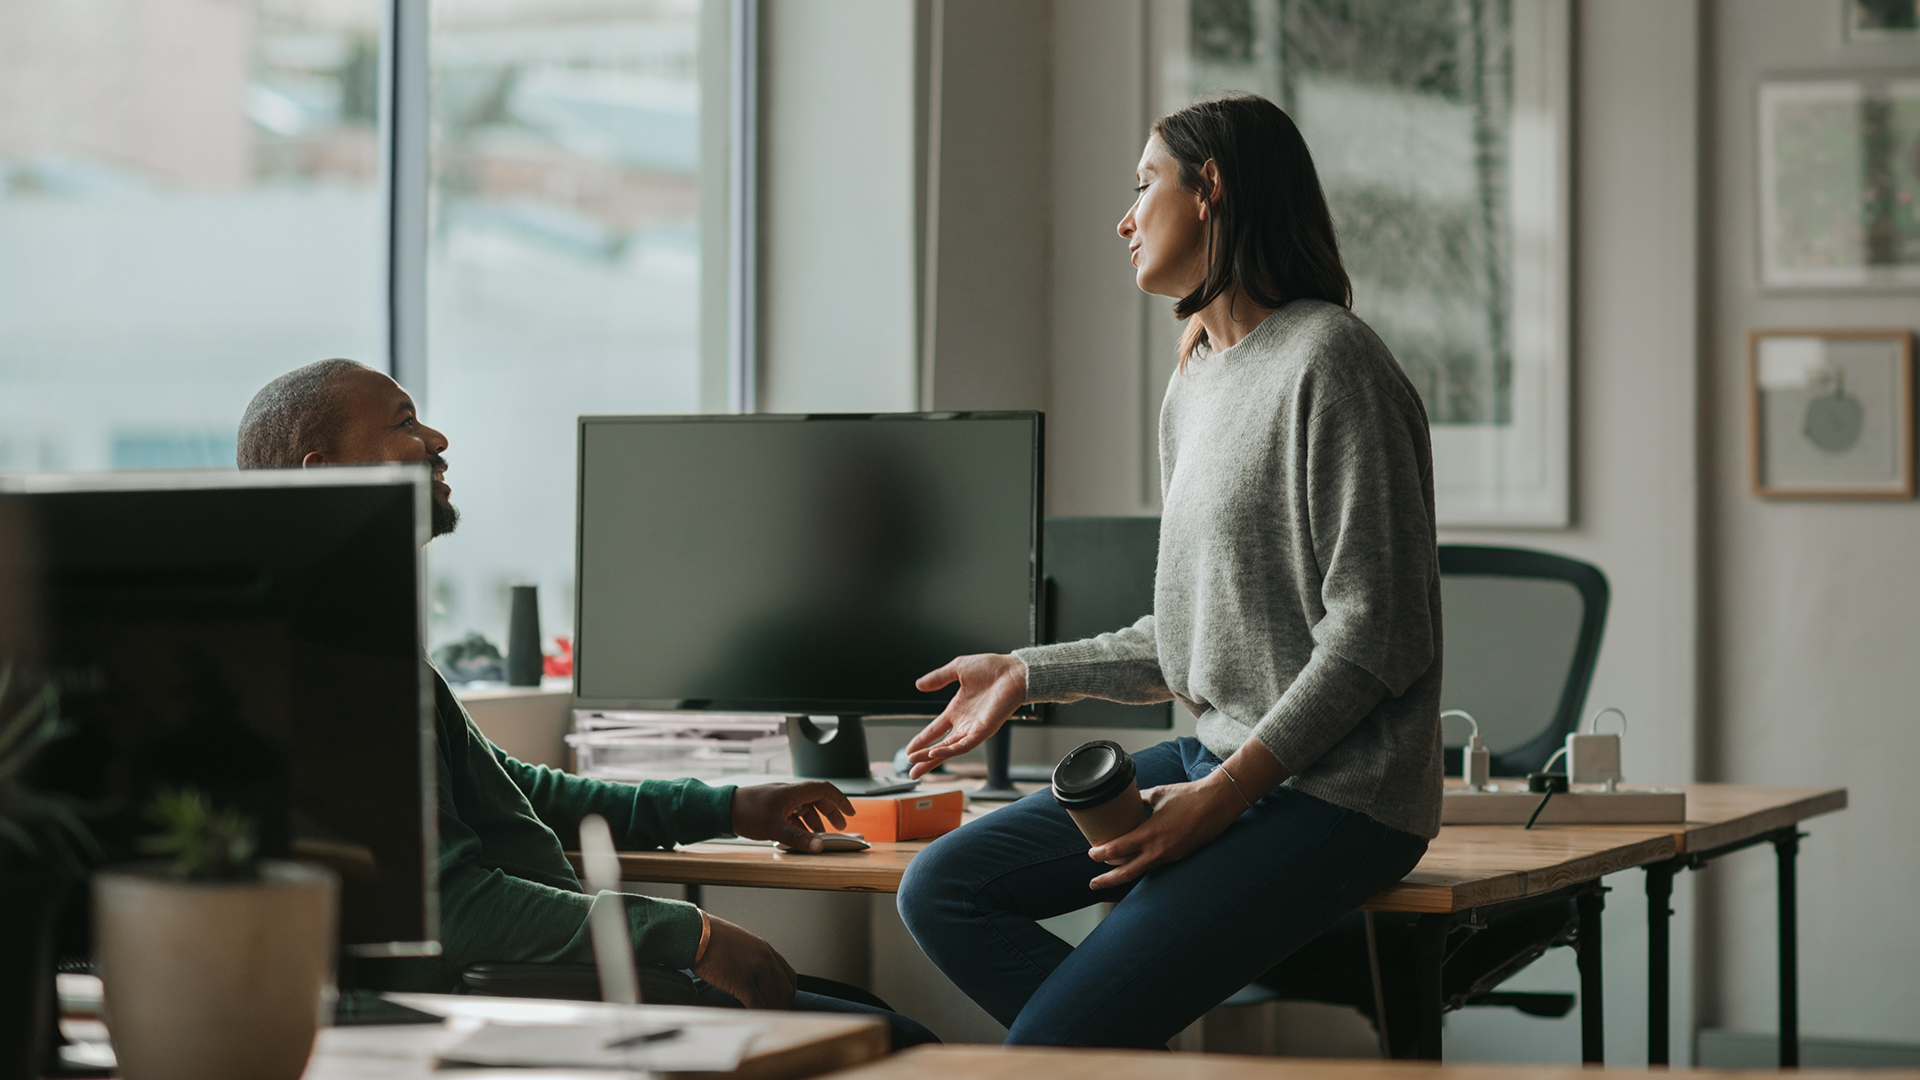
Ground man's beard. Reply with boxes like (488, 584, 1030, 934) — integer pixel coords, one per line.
(431, 498, 460, 538)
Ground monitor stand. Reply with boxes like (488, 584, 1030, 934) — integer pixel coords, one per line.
(785, 716, 919, 796)
(968, 726, 1027, 801)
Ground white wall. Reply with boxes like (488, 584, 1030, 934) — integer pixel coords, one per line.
(922, 0, 1052, 413)
(757, 0, 919, 413)
(1700, 0, 1920, 1045)
(1047, 0, 1157, 518)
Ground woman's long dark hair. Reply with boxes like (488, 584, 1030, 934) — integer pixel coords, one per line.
(1152, 95, 1351, 366)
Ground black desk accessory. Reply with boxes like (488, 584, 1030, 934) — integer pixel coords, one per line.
(1524, 771, 1570, 830)
(787, 715, 871, 780)
(506, 583, 544, 686)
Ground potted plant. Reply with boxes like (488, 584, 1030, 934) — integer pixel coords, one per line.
(94, 790, 339, 1080)
(0, 666, 96, 1080)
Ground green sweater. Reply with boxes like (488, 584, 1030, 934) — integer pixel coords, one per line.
(433, 673, 735, 969)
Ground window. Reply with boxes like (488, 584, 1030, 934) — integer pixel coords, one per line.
(0, 0, 388, 471)
(423, 0, 728, 653)
(1, 0, 737, 658)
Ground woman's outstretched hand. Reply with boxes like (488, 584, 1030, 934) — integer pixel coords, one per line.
(903, 653, 1028, 778)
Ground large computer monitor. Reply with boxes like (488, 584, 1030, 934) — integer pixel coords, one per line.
(0, 468, 438, 956)
(573, 412, 1042, 719)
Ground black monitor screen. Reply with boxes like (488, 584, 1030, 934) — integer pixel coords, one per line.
(0, 470, 437, 955)
(1039, 516, 1171, 729)
(575, 413, 1041, 713)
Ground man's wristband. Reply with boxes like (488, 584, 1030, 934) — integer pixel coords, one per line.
(695, 909, 712, 963)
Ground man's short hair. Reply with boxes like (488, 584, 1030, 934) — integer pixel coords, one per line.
(236, 358, 369, 469)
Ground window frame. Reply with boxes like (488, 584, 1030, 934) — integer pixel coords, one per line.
(380, 0, 756, 414)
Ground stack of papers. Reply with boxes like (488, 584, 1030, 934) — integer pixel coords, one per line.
(437, 1021, 765, 1072)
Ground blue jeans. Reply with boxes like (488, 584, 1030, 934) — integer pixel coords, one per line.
(896, 738, 1428, 1047)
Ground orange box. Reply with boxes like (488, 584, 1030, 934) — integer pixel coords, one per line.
(832, 788, 965, 842)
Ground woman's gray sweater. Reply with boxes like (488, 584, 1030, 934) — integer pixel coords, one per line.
(1016, 300, 1445, 838)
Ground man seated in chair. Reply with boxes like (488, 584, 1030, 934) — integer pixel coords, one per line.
(236, 359, 934, 1047)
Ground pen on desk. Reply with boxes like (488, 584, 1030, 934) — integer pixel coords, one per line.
(604, 1026, 683, 1049)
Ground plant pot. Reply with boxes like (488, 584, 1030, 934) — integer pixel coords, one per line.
(0, 866, 69, 1080)
(94, 861, 338, 1080)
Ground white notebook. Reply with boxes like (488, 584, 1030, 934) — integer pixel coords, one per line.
(437, 1021, 764, 1071)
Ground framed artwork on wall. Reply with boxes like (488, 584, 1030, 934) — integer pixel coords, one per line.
(1758, 74, 1920, 289)
(1845, 0, 1920, 40)
(1749, 329, 1914, 498)
(1145, 0, 1573, 526)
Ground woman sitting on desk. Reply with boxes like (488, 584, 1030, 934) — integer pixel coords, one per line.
(896, 94, 1444, 1048)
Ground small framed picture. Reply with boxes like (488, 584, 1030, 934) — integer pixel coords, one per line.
(1750, 330, 1914, 498)
(1757, 74, 1920, 289)
(1846, 0, 1920, 40)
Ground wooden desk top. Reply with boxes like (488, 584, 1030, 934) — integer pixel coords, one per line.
(580, 781, 1846, 916)
(304, 993, 886, 1080)
(1358, 823, 1676, 914)
(821, 1044, 1916, 1080)
(585, 776, 1027, 894)
(1360, 782, 1847, 913)
(1663, 783, 1847, 854)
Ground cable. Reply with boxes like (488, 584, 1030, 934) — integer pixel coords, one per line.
(1524, 746, 1570, 830)
(1586, 706, 1628, 736)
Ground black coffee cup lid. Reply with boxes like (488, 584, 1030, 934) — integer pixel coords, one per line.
(1051, 740, 1137, 809)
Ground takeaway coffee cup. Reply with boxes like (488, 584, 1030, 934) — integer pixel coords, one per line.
(1051, 740, 1148, 845)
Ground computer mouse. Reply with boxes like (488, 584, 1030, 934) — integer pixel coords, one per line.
(780, 833, 871, 854)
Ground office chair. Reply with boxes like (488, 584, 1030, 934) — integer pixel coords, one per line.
(1242, 545, 1610, 1056)
(1434, 545, 1609, 778)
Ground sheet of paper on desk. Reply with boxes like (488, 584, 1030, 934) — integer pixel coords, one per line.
(437, 1021, 765, 1071)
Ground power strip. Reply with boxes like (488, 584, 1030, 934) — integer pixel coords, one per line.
(1442, 781, 1685, 825)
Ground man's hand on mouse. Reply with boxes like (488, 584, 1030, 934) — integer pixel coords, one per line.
(730, 782, 855, 852)
(691, 914, 797, 1010)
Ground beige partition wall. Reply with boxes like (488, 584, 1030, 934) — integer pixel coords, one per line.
(1701, 0, 1920, 1060)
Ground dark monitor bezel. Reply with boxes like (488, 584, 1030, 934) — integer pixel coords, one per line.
(571, 411, 1044, 716)
(0, 466, 442, 958)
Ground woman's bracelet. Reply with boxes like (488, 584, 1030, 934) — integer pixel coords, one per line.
(1218, 764, 1256, 809)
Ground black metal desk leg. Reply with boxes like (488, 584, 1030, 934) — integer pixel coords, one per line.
(1411, 914, 1448, 1060)
(1577, 889, 1606, 1064)
(1646, 863, 1675, 1066)
(1775, 830, 1801, 1069)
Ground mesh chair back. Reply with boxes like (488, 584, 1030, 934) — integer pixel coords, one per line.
(1438, 545, 1608, 776)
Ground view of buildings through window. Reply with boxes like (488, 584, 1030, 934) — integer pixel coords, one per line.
(0, 0, 717, 663)
(424, 0, 712, 656)
(0, 0, 388, 470)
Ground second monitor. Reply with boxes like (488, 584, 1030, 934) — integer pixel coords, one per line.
(1039, 515, 1172, 731)
(573, 412, 1043, 777)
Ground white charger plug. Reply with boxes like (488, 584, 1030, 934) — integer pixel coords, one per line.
(1441, 709, 1490, 791)
(1566, 707, 1627, 790)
